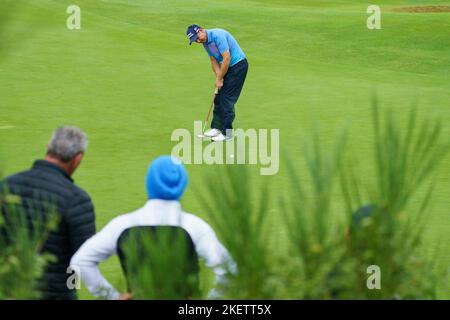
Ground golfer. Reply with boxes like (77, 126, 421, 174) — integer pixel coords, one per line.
(186, 24, 248, 141)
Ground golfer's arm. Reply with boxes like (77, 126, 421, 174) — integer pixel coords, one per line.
(216, 51, 231, 80)
(210, 56, 220, 77)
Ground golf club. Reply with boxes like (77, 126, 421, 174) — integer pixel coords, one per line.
(197, 87, 218, 138)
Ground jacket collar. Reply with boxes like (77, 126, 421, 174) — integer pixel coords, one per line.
(143, 199, 182, 211)
(140, 199, 183, 223)
(33, 160, 73, 182)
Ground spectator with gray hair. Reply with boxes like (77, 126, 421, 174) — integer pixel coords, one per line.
(47, 126, 88, 164)
(0, 126, 96, 299)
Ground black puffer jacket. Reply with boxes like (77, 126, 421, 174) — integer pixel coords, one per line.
(1, 160, 96, 299)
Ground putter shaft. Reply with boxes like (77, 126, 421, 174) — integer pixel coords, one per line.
(202, 88, 218, 132)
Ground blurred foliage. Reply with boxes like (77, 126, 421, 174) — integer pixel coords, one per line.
(279, 129, 353, 299)
(198, 164, 276, 299)
(0, 181, 58, 299)
(198, 99, 448, 299)
(117, 226, 201, 299)
(338, 98, 449, 299)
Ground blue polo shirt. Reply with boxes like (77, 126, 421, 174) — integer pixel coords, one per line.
(203, 29, 246, 67)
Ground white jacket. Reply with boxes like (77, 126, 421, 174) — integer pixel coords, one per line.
(70, 199, 235, 299)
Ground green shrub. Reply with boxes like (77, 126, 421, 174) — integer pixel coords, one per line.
(0, 181, 58, 299)
(117, 226, 202, 300)
(280, 130, 354, 299)
(197, 98, 448, 299)
(338, 98, 449, 299)
(198, 165, 277, 299)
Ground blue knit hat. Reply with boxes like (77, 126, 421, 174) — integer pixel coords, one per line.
(146, 155, 188, 200)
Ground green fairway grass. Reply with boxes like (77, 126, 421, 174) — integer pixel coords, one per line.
(1, 0, 449, 298)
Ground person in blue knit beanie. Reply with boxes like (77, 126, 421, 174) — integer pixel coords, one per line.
(71, 155, 235, 300)
(146, 155, 188, 200)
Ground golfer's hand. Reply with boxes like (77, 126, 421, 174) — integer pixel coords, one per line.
(118, 292, 133, 300)
(215, 78, 223, 90)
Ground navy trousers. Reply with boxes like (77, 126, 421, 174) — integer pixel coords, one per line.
(211, 59, 248, 136)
